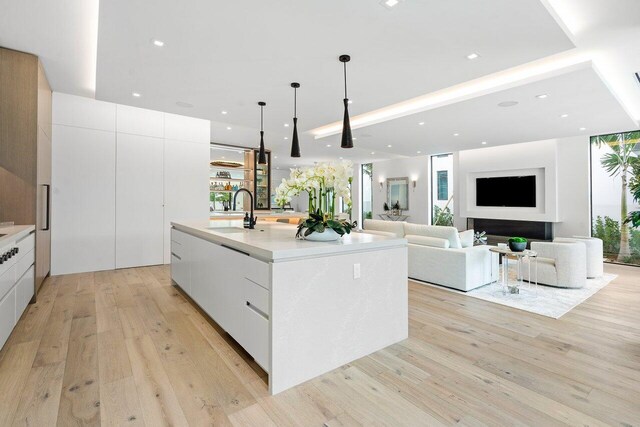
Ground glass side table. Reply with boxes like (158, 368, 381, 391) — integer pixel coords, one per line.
(489, 247, 538, 295)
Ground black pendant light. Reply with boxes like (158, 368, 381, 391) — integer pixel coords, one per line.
(290, 82, 301, 157)
(257, 101, 267, 164)
(339, 54, 353, 149)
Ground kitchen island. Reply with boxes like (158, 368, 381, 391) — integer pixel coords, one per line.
(170, 220, 408, 394)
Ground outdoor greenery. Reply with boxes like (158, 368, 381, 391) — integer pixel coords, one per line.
(432, 205, 453, 226)
(591, 131, 639, 262)
(364, 211, 372, 219)
(593, 215, 640, 264)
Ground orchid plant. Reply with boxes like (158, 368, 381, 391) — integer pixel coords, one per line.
(275, 160, 357, 237)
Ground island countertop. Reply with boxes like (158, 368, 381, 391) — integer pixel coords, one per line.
(171, 220, 407, 262)
(0, 225, 35, 246)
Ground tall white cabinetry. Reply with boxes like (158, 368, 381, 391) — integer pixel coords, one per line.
(52, 93, 210, 275)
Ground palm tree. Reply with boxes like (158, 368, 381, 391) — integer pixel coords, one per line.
(592, 131, 640, 262)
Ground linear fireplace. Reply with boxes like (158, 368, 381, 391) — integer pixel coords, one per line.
(467, 218, 553, 246)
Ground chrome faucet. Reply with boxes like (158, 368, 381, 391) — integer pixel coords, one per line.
(232, 188, 257, 229)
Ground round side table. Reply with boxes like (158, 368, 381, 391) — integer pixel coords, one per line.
(489, 247, 538, 295)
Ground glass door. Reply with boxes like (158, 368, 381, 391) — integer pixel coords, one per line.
(253, 150, 271, 210)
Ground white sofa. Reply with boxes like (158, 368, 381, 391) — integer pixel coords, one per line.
(554, 236, 603, 278)
(522, 241, 586, 288)
(363, 220, 498, 292)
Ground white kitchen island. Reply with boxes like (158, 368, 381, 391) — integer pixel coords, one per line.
(170, 220, 408, 395)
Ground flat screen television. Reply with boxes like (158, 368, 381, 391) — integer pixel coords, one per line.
(476, 175, 536, 207)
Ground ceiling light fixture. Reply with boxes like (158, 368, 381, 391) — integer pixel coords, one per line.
(226, 126, 232, 130)
(326, 144, 332, 147)
(481, 141, 487, 145)
(417, 151, 421, 154)
(560, 113, 569, 118)
(370, 152, 375, 155)
(467, 53, 480, 60)
(579, 127, 586, 131)
(387, 144, 392, 148)
(221, 111, 227, 115)
(339, 54, 353, 149)
(132, 92, 141, 97)
(418, 122, 425, 125)
(382, 0, 399, 7)
(257, 102, 267, 164)
(536, 94, 548, 99)
(284, 137, 288, 140)
(152, 39, 164, 47)
(498, 101, 519, 107)
(284, 123, 289, 127)
(453, 133, 459, 136)
(290, 82, 301, 158)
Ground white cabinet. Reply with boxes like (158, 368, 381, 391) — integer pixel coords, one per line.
(0, 288, 16, 350)
(52, 94, 210, 274)
(16, 266, 34, 317)
(51, 124, 116, 275)
(0, 231, 35, 350)
(170, 230, 271, 370)
(163, 140, 209, 263)
(115, 133, 165, 268)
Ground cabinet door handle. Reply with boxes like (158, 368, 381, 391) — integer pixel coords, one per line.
(171, 252, 182, 260)
(41, 184, 50, 231)
(246, 301, 268, 320)
(221, 244, 250, 257)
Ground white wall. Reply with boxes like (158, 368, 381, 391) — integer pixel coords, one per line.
(372, 157, 430, 224)
(454, 136, 591, 236)
(51, 93, 210, 275)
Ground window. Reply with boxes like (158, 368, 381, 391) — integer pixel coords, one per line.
(437, 171, 448, 200)
(591, 130, 640, 266)
(430, 154, 453, 226)
(361, 163, 373, 221)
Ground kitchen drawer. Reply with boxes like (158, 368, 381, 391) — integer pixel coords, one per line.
(0, 244, 17, 279)
(0, 287, 16, 350)
(16, 248, 34, 281)
(171, 228, 190, 246)
(244, 257, 270, 290)
(242, 278, 269, 317)
(239, 302, 269, 371)
(171, 254, 189, 292)
(16, 265, 34, 319)
(16, 232, 35, 260)
(0, 265, 16, 302)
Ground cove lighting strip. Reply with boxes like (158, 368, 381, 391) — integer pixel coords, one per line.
(312, 51, 592, 139)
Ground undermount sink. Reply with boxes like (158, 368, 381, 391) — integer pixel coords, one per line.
(208, 227, 247, 234)
(0, 234, 6, 238)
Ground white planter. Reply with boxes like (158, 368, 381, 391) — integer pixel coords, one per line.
(304, 228, 341, 242)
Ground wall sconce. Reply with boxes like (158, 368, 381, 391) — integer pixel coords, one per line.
(411, 176, 418, 190)
(379, 179, 384, 190)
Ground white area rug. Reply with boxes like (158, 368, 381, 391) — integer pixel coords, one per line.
(413, 273, 617, 319)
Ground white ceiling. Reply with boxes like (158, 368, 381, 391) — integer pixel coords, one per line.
(1, 0, 638, 171)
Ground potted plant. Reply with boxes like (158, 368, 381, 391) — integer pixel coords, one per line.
(275, 161, 357, 241)
(508, 237, 527, 252)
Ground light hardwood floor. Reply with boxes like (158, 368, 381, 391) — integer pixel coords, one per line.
(0, 263, 638, 426)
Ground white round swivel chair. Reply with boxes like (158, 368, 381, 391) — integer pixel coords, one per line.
(554, 236, 604, 279)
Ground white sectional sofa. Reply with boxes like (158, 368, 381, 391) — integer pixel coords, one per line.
(363, 220, 498, 292)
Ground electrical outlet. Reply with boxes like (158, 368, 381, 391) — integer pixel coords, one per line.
(353, 263, 361, 279)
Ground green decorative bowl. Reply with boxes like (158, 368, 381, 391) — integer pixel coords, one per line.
(508, 237, 527, 252)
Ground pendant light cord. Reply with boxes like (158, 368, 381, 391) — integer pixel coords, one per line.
(343, 62, 348, 99)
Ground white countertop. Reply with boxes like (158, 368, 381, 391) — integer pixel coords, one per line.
(0, 225, 35, 247)
(172, 220, 407, 262)
(210, 211, 306, 218)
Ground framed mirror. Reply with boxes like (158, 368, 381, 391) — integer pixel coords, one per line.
(387, 177, 409, 210)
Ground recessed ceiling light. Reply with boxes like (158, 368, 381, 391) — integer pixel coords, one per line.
(352, 137, 357, 140)
(382, 0, 399, 7)
(132, 92, 141, 97)
(371, 152, 376, 155)
(560, 114, 569, 118)
(387, 144, 392, 148)
(221, 111, 227, 115)
(274, 156, 278, 159)
(293, 164, 297, 167)
(226, 126, 232, 130)
(417, 151, 421, 154)
(152, 39, 164, 47)
(579, 127, 586, 131)
(481, 141, 487, 145)
(467, 53, 480, 60)
(326, 144, 332, 147)
(284, 123, 289, 127)
(276, 167, 280, 170)
(221, 156, 225, 159)
(498, 101, 519, 107)
(339, 157, 344, 159)
(536, 94, 548, 99)
(418, 122, 425, 126)
(453, 133, 459, 136)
